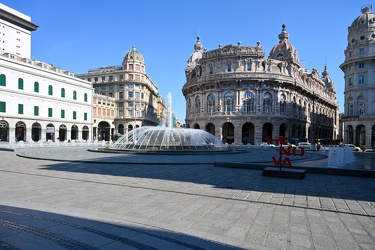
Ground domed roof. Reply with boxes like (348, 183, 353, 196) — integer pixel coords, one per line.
(123, 46, 144, 63)
(321, 66, 336, 93)
(349, 5, 375, 31)
(185, 36, 203, 71)
(269, 24, 301, 67)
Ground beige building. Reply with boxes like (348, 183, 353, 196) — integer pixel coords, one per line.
(340, 5, 375, 149)
(183, 25, 339, 146)
(77, 46, 167, 140)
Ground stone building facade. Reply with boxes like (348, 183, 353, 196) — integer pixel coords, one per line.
(340, 5, 375, 149)
(77, 46, 167, 140)
(183, 25, 339, 145)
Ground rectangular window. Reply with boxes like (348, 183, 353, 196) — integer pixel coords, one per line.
(119, 75, 124, 81)
(209, 67, 213, 74)
(128, 83, 134, 88)
(128, 110, 133, 116)
(108, 92, 113, 97)
(61, 109, 65, 118)
(34, 106, 39, 116)
(84, 112, 87, 121)
(227, 64, 231, 72)
(0, 101, 6, 112)
(101, 86, 106, 91)
(94, 77, 98, 82)
(48, 108, 53, 117)
(18, 104, 23, 114)
(119, 92, 124, 99)
(358, 75, 365, 84)
(247, 63, 251, 71)
(101, 76, 105, 82)
(358, 62, 365, 68)
(128, 102, 134, 107)
(119, 84, 124, 90)
(135, 64, 140, 70)
(135, 92, 140, 99)
(94, 86, 99, 93)
(128, 92, 133, 98)
(18, 79, 23, 90)
(128, 64, 133, 70)
(135, 75, 140, 80)
(141, 93, 144, 99)
(109, 76, 113, 81)
(359, 48, 364, 55)
(348, 77, 353, 86)
(87, 78, 91, 82)
(109, 85, 113, 90)
(128, 74, 133, 80)
(73, 111, 76, 120)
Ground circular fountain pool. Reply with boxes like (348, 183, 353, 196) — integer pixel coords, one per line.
(103, 126, 229, 153)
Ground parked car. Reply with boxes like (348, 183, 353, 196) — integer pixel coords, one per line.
(260, 142, 276, 148)
(297, 142, 311, 149)
(346, 144, 361, 151)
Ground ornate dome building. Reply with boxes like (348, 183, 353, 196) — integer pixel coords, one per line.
(77, 46, 166, 141)
(340, 5, 375, 149)
(183, 25, 339, 145)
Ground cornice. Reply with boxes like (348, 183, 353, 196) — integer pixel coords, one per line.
(0, 9, 38, 31)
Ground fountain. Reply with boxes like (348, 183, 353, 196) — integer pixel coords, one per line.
(104, 92, 229, 153)
(327, 145, 354, 167)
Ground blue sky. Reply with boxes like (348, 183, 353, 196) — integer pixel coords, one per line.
(3, 0, 369, 122)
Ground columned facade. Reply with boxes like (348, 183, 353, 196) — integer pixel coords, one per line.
(341, 5, 375, 149)
(183, 26, 339, 145)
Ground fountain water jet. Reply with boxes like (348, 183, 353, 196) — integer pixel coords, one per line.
(106, 92, 229, 153)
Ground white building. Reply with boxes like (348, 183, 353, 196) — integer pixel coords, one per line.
(0, 4, 93, 143)
(0, 3, 37, 58)
(341, 4, 375, 149)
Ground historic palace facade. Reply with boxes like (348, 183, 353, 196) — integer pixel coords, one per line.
(341, 5, 375, 149)
(183, 25, 339, 145)
(77, 46, 167, 140)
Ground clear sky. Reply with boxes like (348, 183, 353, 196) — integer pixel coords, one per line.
(2, 0, 369, 122)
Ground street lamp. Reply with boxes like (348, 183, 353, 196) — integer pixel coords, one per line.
(311, 92, 319, 150)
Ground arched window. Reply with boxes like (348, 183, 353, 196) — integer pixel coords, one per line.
(0, 74, 6, 86)
(243, 91, 254, 113)
(48, 85, 53, 96)
(18, 78, 23, 90)
(61, 88, 65, 98)
(73, 90, 77, 100)
(84, 93, 88, 102)
(263, 92, 273, 112)
(34, 82, 39, 93)
(279, 94, 286, 113)
(224, 92, 234, 112)
(357, 96, 365, 115)
(207, 93, 215, 113)
(194, 96, 201, 113)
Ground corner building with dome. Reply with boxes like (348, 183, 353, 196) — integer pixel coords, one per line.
(340, 5, 375, 149)
(183, 25, 339, 145)
(77, 46, 166, 140)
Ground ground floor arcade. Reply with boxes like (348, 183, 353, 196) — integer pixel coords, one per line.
(344, 120, 375, 149)
(186, 118, 336, 145)
(0, 119, 91, 143)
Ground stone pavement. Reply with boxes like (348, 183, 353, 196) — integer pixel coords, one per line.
(0, 146, 374, 249)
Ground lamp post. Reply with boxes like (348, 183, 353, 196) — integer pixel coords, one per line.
(311, 92, 319, 150)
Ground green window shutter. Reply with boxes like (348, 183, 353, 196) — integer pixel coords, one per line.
(84, 112, 87, 121)
(18, 104, 23, 114)
(0, 74, 6, 86)
(18, 78, 24, 90)
(34, 106, 39, 116)
(34, 82, 39, 92)
(73, 91, 77, 100)
(61, 88, 65, 98)
(61, 109, 65, 118)
(48, 85, 53, 95)
(48, 108, 53, 117)
(84, 93, 88, 102)
(0, 101, 5, 112)
(73, 111, 76, 120)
